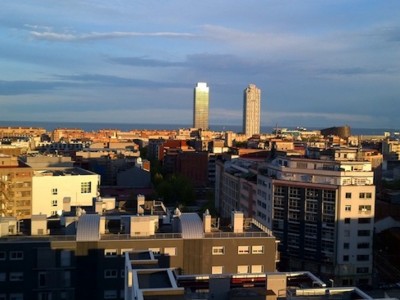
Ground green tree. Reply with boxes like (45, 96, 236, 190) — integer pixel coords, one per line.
(155, 174, 195, 206)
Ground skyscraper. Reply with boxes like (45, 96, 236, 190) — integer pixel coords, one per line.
(193, 82, 209, 129)
(243, 84, 261, 137)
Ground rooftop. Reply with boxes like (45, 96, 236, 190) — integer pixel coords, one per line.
(33, 167, 97, 176)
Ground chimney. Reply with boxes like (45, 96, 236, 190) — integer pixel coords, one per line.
(231, 211, 244, 233)
(203, 209, 211, 233)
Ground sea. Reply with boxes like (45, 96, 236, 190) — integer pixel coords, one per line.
(0, 120, 397, 136)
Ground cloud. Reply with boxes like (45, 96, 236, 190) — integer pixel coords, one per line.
(0, 80, 73, 95)
(29, 29, 195, 42)
(109, 56, 182, 67)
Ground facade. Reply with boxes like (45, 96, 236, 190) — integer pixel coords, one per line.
(31, 167, 100, 216)
(243, 84, 261, 137)
(216, 159, 259, 218)
(256, 153, 375, 286)
(0, 209, 278, 300)
(193, 82, 209, 130)
(0, 154, 33, 219)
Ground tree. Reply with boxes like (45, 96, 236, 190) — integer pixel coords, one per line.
(155, 174, 195, 206)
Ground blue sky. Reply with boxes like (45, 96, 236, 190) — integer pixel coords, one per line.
(1, 0, 399, 129)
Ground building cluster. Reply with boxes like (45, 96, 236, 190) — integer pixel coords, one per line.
(1, 85, 400, 298)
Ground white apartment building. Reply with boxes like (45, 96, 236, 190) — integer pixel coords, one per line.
(32, 168, 100, 216)
(256, 152, 375, 286)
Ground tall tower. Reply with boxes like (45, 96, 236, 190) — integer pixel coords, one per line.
(243, 84, 261, 137)
(193, 82, 209, 130)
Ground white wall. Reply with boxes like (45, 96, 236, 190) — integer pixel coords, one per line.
(32, 171, 100, 216)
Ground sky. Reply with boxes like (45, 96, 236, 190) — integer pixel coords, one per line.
(1, 0, 400, 129)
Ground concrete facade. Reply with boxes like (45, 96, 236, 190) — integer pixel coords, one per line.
(31, 167, 100, 216)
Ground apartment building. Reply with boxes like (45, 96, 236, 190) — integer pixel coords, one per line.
(31, 167, 100, 216)
(0, 207, 278, 300)
(0, 154, 33, 220)
(256, 150, 375, 286)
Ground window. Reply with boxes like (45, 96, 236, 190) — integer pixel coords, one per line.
(344, 218, 350, 224)
(52, 188, 58, 195)
(104, 249, 117, 257)
(359, 193, 365, 199)
(356, 267, 369, 274)
(103, 290, 117, 299)
(345, 205, 351, 211)
(237, 265, 250, 274)
(357, 243, 370, 249)
(358, 230, 371, 237)
(0, 252, 5, 260)
(343, 255, 349, 262)
(238, 246, 250, 254)
(81, 182, 92, 194)
(252, 245, 264, 254)
(164, 247, 176, 256)
(10, 272, 24, 281)
(60, 250, 71, 267)
(9, 251, 23, 260)
(52, 200, 58, 207)
(212, 266, 223, 274)
(345, 192, 352, 199)
(366, 193, 372, 199)
(358, 218, 372, 224)
(251, 265, 264, 273)
(212, 246, 225, 255)
(38, 292, 52, 300)
(359, 205, 371, 212)
(0, 273, 5, 282)
(38, 272, 47, 287)
(344, 243, 349, 249)
(357, 255, 369, 261)
(9, 294, 23, 300)
(104, 270, 118, 278)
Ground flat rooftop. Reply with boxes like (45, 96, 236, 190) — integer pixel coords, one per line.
(138, 270, 173, 289)
(33, 167, 96, 176)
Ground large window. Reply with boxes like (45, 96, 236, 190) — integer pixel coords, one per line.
(358, 230, 371, 237)
(81, 182, 92, 194)
(164, 247, 176, 256)
(359, 205, 372, 212)
(252, 245, 264, 254)
(9, 251, 23, 260)
(10, 272, 23, 282)
(237, 265, 250, 274)
(104, 249, 117, 257)
(212, 246, 225, 255)
(104, 270, 118, 278)
(212, 266, 223, 274)
(238, 246, 250, 254)
(251, 265, 264, 273)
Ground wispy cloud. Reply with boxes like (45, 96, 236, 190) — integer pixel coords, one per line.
(29, 29, 195, 42)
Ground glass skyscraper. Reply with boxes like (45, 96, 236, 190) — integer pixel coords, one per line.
(243, 84, 261, 136)
(193, 82, 209, 129)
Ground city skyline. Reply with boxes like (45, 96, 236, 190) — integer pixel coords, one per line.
(1, 1, 400, 129)
(243, 84, 261, 137)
